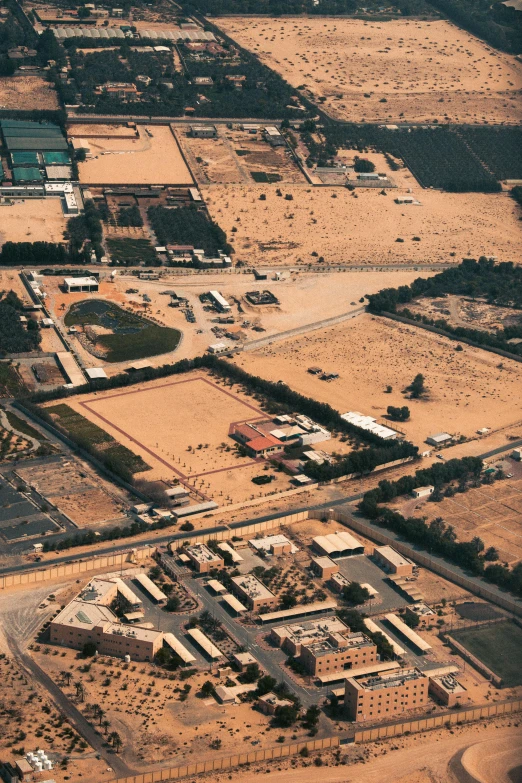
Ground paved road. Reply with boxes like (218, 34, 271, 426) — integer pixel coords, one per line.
(7, 634, 135, 778)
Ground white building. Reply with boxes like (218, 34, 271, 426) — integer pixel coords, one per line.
(64, 277, 99, 293)
(426, 432, 452, 447)
(412, 485, 434, 499)
(208, 290, 231, 312)
(341, 411, 398, 440)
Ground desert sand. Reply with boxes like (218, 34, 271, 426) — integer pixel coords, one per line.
(77, 125, 194, 185)
(216, 18, 522, 124)
(204, 184, 522, 266)
(234, 313, 522, 448)
(0, 75, 59, 110)
(0, 200, 67, 246)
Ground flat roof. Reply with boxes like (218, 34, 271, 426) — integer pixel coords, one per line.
(174, 501, 218, 517)
(318, 660, 400, 684)
(85, 367, 108, 380)
(52, 598, 115, 629)
(349, 667, 426, 692)
(207, 579, 227, 593)
(312, 555, 337, 569)
(249, 534, 298, 554)
(384, 613, 432, 652)
(185, 543, 223, 564)
(222, 593, 247, 613)
(64, 276, 99, 287)
(375, 546, 412, 568)
(113, 578, 142, 607)
(164, 632, 196, 663)
(187, 628, 223, 659)
(259, 599, 337, 624)
(209, 290, 230, 308)
(231, 574, 275, 602)
(55, 351, 85, 387)
(218, 542, 243, 562)
(364, 618, 405, 656)
(429, 673, 466, 695)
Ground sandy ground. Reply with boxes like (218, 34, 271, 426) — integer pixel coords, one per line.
(234, 313, 522, 449)
(397, 475, 522, 565)
(67, 123, 139, 138)
(76, 125, 194, 185)
(203, 184, 522, 266)
(0, 75, 59, 110)
(0, 200, 67, 246)
(216, 18, 522, 124)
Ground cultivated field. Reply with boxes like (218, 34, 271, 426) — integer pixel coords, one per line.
(76, 125, 194, 185)
(398, 476, 522, 566)
(0, 200, 66, 246)
(204, 184, 522, 266)
(216, 18, 522, 124)
(234, 313, 522, 448)
(0, 75, 59, 110)
(180, 127, 306, 185)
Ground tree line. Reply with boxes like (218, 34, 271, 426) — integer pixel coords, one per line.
(358, 457, 522, 599)
(0, 291, 40, 355)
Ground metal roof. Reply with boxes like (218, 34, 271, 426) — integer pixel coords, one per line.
(164, 633, 196, 663)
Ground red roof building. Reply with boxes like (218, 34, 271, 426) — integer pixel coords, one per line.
(244, 435, 283, 457)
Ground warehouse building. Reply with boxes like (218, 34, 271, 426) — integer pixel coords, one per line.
(384, 613, 432, 654)
(208, 290, 231, 312)
(190, 125, 217, 138)
(12, 167, 43, 184)
(344, 667, 429, 722)
(230, 574, 277, 612)
(184, 543, 224, 574)
(373, 546, 414, 576)
(312, 531, 365, 558)
(249, 534, 296, 555)
(263, 126, 285, 147)
(341, 411, 398, 440)
(426, 432, 452, 447)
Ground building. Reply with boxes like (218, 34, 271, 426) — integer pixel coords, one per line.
(243, 435, 284, 458)
(373, 546, 414, 576)
(426, 432, 452, 447)
(428, 673, 466, 707)
(270, 616, 349, 656)
(256, 692, 294, 715)
(341, 411, 398, 440)
(214, 685, 235, 704)
(511, 448, 522, 461)
(311, 555, 339, 580)
(329, 572, 351, 594)
(344, 667, 429, 722)
(190, 124, 217, 138)
(233, 651, 259, 671)
(312, 531, 365, 558)
(300, 630, 377, 677)
(207, 342, 232, 355)
(259, 599, 337, 624)
(184, 543, 224, 573)
(384, 613, 432, 654)
(263, 126, 285, 147)
(208, 290, 231, 312)
(95, 82, 138, 99)
(249, 534, 296, 555)
(412, 485, 434, 499)
(64, 276, 99, 293)
(230, 574, 278, 612)
(134, 573, 167, 604)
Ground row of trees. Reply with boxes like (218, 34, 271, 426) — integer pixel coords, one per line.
(148, 205, 232, 256)
(0, 242, 87, 267)
(358, 456, 522, 599)
(0, 291, 40, 355)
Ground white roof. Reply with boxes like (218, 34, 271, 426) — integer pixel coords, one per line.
(163, 632, 196, 663)
(209, 290, 230, 308)
(134, 573, 167, 603)
(85, 367, 108, 380)
(375, 546, 412, 568)
(384, 613, 432, 652)
(428, 432, 452, 442)
(259, 599, 337, 623)
(249, 534, 298, 554)
(64, 276, 98, 287)
(364, 619, 405, 656)
(222, 593, 247, 613)
(187, 628, 224, 659)
(313, 531, 363, 555)
(218, 542, 243, 562)
(207, 579, 227, 594)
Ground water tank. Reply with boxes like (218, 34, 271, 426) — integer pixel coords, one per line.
(43, 760, 53, 770)
(124, 654, 131, 663)
(33, 762, 43, 772)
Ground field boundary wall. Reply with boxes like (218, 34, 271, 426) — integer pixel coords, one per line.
(0, 545, 155, 590)
(106, 736, 340, 783)
(379, 311, 522, 364)
(325, 509, 522, 618)
(353, 698, 522, 742)
(441, 629, 504, 685)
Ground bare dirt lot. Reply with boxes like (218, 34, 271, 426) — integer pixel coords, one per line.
(76, 125, 194, 185)
(204, 184, 521, 266)
(397, 477, 522, 565)
(234, 313, 522, 448)
(0, 75, 59, 110)
(216, 18, 522, 124)
(179, 128, 306, 185)
(0, 200, 66, 246)
(407, 294, 522, 334)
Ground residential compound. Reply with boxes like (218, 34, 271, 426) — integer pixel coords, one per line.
(271, 616, 377, 676)
(344, 668, 429, 722)
(230, 413, 331, 458)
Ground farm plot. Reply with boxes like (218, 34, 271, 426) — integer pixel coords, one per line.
(0, 199, 67, 246)
(216, 18, 522, 125)
(0, 75, 59, 110)
(451, 621, 522, 687)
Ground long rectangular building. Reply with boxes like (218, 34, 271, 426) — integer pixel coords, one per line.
(187, 628, 223, 659)
(134, 573, 168, 604)
(259, 599, 337, 624)
(364, 618, 405, 657)
(313, 531, 364, 558)
(374, 546, 414, 576)
(163, 632, 196, 664)
(384, 613, 432, 653)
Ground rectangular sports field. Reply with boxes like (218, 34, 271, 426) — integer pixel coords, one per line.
(451, 621, 522, 687)
(61, 373, 267, 485)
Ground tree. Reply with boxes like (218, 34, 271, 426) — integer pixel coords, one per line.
(303, 704, 320, 728)
(280, 592, 297, 609)
(241, 663, 261, 683)
(341, 582, 370, 606)
(353, 156, 375, 173)
(74, 681, 85, 702)
(255, 675, 277, 696)
(155, 647, 172, 666)
(199, 680, 215, 698)
(165, 595, 181, 612)
(402, 611, 420, 629)
(273, 703, 299, 728)
(109, 731, 122, 752)
(60, 670, 72, 686)
(82, 641, 97, 657)
(387, 405, 410, 421)
(484, 546, 499, 561)
(101, 719, 111, 735)
(405, 373, 426, 399)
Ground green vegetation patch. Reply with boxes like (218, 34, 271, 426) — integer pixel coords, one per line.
(0, 363, 27, 398)
(148, 205, 232, 256)
(106, 238, 157, 266)
(47, 403, 150, 473)
(451, 621, 522, 687)
(64, 300, 181, 363)
(250, 171, 282, 183)
(4, 410, 45, 440)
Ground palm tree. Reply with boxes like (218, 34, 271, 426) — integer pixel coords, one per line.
(101, 719, 111, 735)
(109, 731, 122, 752)
(98, 708, 106, 726)
(60, 670, 72, 686)
(74, 681, 85, 702)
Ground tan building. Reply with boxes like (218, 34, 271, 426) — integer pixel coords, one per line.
(373, 546, 414, 576)
(301, 631, 377, 677)
(344, 668, 429, 722)
(230, 574, 278, 612)
(184, 543, 224, 573)
(271, 616, 349, 657)
(50, 599, 163, 662)
(329, 572, 351, 594)
(429, 674, 466, 707)
(311, 555, 339, 580)
(256, 692, 294, 716)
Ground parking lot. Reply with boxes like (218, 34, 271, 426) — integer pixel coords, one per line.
(0, 477, 59, 541)
(336, 554, 409, 615)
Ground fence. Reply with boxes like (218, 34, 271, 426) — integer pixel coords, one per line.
(107, 736, 340, 783)
(326, 509, 522, 618)
(353, 698, 522, 742)
(0, 546, 155, 590)
(442, 630, 503, 686)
